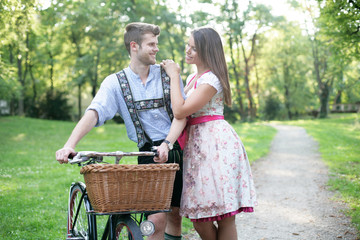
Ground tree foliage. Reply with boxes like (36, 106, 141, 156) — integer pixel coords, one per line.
(317, 0, 360, 58)
(259, 20, 315, 119)
(0, 0, 359, 120)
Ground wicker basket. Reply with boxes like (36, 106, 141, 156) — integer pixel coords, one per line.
(80, 163, 179, 213)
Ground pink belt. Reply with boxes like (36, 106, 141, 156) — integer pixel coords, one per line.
(188, 115, 224, 125)
(177, 115, 224, 150)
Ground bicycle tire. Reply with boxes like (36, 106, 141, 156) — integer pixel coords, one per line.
(114, 215, 143, 240)
(67, 182, 91, 240)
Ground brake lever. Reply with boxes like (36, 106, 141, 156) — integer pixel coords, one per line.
(68, 152, 89, 165)
(151, 146, 159, 157)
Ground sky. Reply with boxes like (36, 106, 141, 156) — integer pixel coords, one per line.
(254, 0, 311, 24)
(167, 0, 312, 31)
(37, 0, 313, 33)
(38, 0, 308, 24)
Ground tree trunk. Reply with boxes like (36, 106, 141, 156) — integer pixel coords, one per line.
(228, 34, 245, 118)
(17, 50, 24, 116)
(254, 49, 260, 107)
(71, 30, 84, 119)
(92, 47, 100, 98)
(283, 62, 292, 119)
(16, 32, 30, 116)
(9, 44, 14, 64)
(333, 90, 342, 105)
(310, 34, 333, 118)
(29, 63, 37, 103)
(48, 49, 54, 95)
(319, 85, 330, 118)
(244, 59, 255, 118)
(8, 44, 16, 115)
(77, 84, 82, 121)
(240, 33, 257, 120)
(333, 70, 344, 105)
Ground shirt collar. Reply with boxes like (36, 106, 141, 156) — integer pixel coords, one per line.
(127, 65, 156, 84)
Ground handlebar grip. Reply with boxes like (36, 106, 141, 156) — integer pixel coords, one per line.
(68, 152, 78, 159)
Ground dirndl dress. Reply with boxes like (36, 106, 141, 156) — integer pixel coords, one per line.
(179, 72, 257, 222)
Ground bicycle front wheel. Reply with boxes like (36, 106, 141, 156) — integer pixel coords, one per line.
(114, 215, 143, 240)
(67, 182, 91, 239)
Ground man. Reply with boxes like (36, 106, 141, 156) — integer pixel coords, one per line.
(56, 22, 185, 240)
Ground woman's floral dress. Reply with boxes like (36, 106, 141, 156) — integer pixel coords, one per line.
(180, 72, 257, 221)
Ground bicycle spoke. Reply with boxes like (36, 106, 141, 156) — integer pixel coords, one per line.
(68, 183, 90, 240)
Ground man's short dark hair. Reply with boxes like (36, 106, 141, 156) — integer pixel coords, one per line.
(124, 22, 160, 55)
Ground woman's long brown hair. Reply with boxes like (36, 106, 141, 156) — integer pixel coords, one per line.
(192, 27, 232, 106)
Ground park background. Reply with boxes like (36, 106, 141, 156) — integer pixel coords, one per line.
(1, 0, 359, 120)
(0, 0, 359, 239)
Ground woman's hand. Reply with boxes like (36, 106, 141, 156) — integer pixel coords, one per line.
(160, 59, 180, 79)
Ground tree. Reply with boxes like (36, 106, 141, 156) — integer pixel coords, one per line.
(219, 0, 246, 119)
(1, 0, 38, 115)
(1, 0, 358, 121)
(288, 0, 360, 118)
(0, 1, 20, 106)
(259, 20, 315, 119)
(290, 0, 336, 118)
(317, 0, 360, 59)
(51, 0, 129, 119)
(218, 1, 280, 120)
(316, 0, 360, 107)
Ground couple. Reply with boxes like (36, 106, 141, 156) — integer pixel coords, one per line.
(56, 22, 256, 240)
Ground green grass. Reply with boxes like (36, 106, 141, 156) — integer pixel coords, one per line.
(232, 122, 277, 163)
(2, 115, 358, 237)
(285, 113, 360, 231)
(0, 117, 275, 239)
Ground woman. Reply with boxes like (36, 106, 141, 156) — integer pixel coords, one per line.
(161, 27, 257, 240)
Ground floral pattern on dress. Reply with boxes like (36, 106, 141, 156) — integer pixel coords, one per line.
(180, 72, 257, 220)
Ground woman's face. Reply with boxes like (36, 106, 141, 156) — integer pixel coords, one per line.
(185, 35, 201, 66)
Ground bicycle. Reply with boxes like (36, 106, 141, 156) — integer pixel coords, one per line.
(66, 150, 179, 240)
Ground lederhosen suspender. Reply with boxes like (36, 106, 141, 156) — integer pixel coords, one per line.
(116, 67, 173, 147)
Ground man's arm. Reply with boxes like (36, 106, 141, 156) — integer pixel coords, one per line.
(55, 110, 98, 164)
(154, 117, 187, 163)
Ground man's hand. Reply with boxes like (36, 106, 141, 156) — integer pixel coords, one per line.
(56, 147, 75, 164)
(154, 142, 169, 163)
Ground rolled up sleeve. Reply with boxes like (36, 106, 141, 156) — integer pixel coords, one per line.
(86, 74, 121, 127)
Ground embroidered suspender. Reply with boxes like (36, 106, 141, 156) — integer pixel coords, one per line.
(116, 67, 174, 147)
(160, 67, 174, 120)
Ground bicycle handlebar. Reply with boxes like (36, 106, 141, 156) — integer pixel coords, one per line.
(69, 148, 158, 165)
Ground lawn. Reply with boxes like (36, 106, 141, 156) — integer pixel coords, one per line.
(0, 117, 276, 239)
(286, 113, 360, 231)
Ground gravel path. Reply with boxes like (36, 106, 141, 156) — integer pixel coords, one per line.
(236, 124, 358, 240)
(184, 124, 359, 240)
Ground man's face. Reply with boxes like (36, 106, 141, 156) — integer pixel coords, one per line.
(135, 33, 159, 65)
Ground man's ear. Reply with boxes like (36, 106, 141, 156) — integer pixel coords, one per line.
(130, 41, 138, 54)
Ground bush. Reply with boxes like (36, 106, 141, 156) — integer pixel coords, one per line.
(38, 90, 72, 121)
(263, 95, 281, 120)
(224, 105, 241, 123)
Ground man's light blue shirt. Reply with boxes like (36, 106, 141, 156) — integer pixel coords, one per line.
(87, 64, 185, 146)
